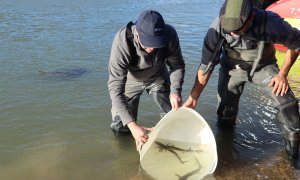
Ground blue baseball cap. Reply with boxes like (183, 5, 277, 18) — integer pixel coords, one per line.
(136, 10, 168, 48)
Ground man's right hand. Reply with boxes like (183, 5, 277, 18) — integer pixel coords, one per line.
(182, 95, 198, 109)
(127, 121, 153, 150)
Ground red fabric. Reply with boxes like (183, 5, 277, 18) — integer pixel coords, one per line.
(267, 0, 300, 18)
(267, 0, 300, 52)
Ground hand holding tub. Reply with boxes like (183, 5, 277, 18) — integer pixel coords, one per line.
(170, 93, 182, 111)
(127, 121, 153, 151)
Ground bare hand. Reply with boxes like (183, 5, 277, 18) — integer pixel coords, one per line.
(170, 93, 182, 111)
(127, 121, 153, 150)
(182, 96, 197, 109)
(268, 73, 289, 96)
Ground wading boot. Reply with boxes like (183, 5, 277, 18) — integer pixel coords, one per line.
(284, 139, 299, 159)
(285, 139, 300, 169)
(282, 125, 299, 158)
(217, 116, 236, 128)
(281, 124, 300, 168)
(283, 128, 300, 168)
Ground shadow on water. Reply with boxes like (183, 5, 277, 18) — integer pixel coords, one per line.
(38, 68, 88, 80)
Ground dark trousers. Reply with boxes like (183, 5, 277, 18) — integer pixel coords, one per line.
(217, 63, 300, 140)
(110, 78, 172, 134)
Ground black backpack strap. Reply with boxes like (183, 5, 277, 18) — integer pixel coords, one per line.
(125, 21, 138, 63)
(202, 36, 225, 75)
(126, 21, 135, 41)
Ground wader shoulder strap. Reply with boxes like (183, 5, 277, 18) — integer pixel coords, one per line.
(125, 21, 138, 63)
(203, 37, 225, 75)
(250, 10, 267, 77)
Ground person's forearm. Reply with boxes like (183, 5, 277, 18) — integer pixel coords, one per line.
(190, 69, 211, 100)
(127, 121, 137, 129)
(169, 68, 185, 95)
(280, 49, 299, 76)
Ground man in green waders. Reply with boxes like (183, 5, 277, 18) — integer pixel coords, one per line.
(183, 0, 300, 165)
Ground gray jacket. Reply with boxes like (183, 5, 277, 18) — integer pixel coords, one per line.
(108, 24, 185, 124)
(200, 9, 300, 72)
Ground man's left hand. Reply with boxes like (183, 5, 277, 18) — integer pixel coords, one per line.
(170, 93, 182, 111)
(268, 72, 289, 96)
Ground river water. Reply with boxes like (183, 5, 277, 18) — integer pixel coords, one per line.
(1, 0, 300, 179)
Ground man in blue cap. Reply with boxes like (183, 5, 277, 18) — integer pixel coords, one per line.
(108, 10, 185, 148)
(183, 0, 300, 163)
